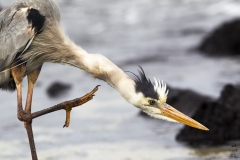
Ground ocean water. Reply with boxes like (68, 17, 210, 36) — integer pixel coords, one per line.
(1, 0, 240, 159)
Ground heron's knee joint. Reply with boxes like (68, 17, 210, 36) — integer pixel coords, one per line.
(17, 111, 31, 122)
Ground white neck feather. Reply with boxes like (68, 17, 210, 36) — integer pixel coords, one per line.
(63, 40, 139, 106)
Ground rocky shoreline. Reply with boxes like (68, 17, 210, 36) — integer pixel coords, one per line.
(176, 84, 240, 146)
(140, 84, 240, 146)
(198, 18, 240, 56)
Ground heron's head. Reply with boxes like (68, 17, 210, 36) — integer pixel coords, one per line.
(129, 67, 208, 131)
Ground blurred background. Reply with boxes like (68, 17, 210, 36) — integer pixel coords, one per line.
(1, 0, 240, 159)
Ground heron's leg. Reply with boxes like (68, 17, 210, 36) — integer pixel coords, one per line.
(23, 68, 42, 160)
(11, 65, 26, 121)
(63, 86, 99, 128)
(24, 67, 42, 127)
(11, 66, 39, 160)
(30, 85, 99, 127)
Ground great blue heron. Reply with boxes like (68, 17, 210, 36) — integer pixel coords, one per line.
(0, 0, 208, 159)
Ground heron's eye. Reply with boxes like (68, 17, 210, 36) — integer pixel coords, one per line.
(148, 100, 156, 105)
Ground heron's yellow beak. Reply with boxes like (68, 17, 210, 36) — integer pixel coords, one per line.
(159, 103, 209, 131)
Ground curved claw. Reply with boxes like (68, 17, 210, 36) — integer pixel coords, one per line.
(63, 85, 100, 128)
(63, 108, 72, 128)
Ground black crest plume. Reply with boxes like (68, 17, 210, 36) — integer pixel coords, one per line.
(132, 66, 159, 99)
(27, 8, 45, 34)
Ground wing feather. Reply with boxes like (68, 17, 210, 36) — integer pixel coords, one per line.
(0, 5, 36, 85)
(0, 0, 60, 90)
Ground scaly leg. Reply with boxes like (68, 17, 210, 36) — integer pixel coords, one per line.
(24, 68, 42, 160)
(11, 64, 99, 160)
(11, 65, 26, 121)
(11, 66, 40, 160)
(24, 67, 42, 127)
(31, 85, 100, 127)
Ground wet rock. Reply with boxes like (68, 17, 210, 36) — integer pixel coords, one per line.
(176, 84, 240, 146)
(46, 81, 71, 98)
(139, 86, 212, 117)
(198, 19, 240, 56)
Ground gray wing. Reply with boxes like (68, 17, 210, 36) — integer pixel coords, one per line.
(0, 5, 36, 72)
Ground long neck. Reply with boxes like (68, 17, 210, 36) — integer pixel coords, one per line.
(27, 25, 138, 105)
(56, 32, 138, 105)
(69, 42, 139, 104)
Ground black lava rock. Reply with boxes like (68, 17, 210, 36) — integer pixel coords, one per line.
(139, 86, 212, 117)
(176, 84, 240, 146)
(198, 19, 240, 56)
(46, 82, 71, 98)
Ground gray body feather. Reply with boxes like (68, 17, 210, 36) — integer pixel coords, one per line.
(0, 0, 60, 90)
